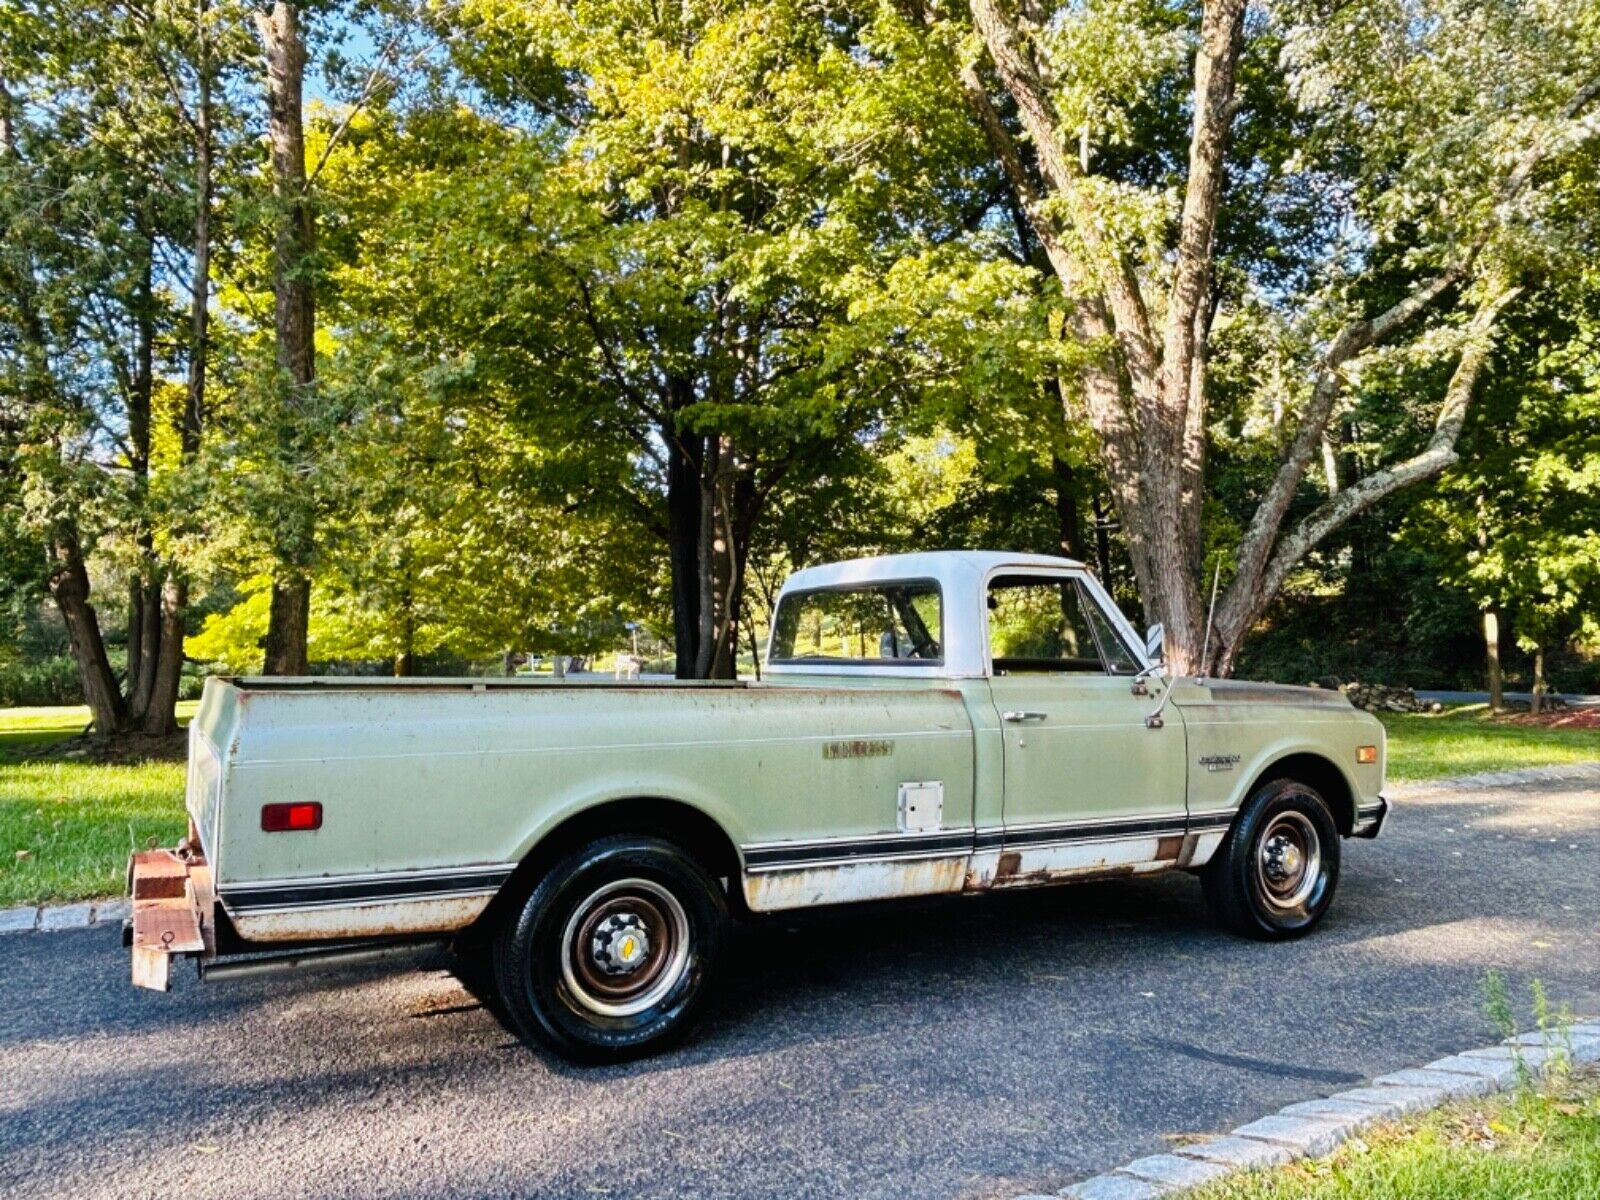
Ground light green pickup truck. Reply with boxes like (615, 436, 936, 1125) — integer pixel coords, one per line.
(128, 551, 1388, 1060)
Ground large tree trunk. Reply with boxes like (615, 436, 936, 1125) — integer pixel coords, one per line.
(950, 1, 1593, 676)
(262, 577, 311, 674)
(256, 1, 317, 675)
(47, 532, 127, 735)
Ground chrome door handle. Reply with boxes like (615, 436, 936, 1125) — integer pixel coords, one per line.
(1002, 710, 1047, 723)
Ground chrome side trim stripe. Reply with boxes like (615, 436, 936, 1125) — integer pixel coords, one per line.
(742, 829, 976, 871)
(220, 865, 515, 914)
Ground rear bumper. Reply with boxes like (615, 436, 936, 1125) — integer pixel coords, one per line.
(126, 840, 216, 991)
(1352, 795, 1389, 839)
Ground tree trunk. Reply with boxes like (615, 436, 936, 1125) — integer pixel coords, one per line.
(1484, 608, 1504, 712)
(127, 573, 162, 721)
(125, 578, 145, 700)
(1052, 452, 1083, 561)
(666, 402, 705, 678)
(1091, 493, 1113, 583)
(47, 532, 127, 735)
(256, 1, 317, 675)
(142, 4, 213, 735)
(142, 578, 187, 735)
(262, 577, 311, 674)
(1529, 644, 1544, 716)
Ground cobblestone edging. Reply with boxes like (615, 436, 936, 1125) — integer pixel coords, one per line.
(3, 760, 1596, 936)
(0, 898, 130, 935)
(1388, 759, 1600, 796)
(1020, 1022, 1600, 1200)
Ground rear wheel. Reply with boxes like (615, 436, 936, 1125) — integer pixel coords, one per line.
(1202, 778, 1340, 939)
(494, 835, 728, 1062)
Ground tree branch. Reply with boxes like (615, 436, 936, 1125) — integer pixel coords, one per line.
(965, 0, 1159, 395)
(1253, 283, 1521, 635)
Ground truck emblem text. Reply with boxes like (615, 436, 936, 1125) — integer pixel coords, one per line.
(824, 739, 893, 760)
(1199, 754, 1241, 772)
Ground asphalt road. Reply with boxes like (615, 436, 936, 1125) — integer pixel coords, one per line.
(1416, 689, 1600, 708)
(4, 772, 1598, 1200)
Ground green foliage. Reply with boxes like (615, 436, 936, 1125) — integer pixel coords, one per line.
(0, 656, 84, 708)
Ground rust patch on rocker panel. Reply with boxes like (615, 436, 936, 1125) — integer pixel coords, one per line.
(1154, 835, 1184, 861)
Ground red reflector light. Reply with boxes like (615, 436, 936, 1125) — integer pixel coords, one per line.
(261, 802, 322, 832)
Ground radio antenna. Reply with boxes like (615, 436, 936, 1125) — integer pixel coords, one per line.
(1197, 560, 1221, 681)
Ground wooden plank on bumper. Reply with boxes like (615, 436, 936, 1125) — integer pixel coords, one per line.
(129, 849, 211, 992)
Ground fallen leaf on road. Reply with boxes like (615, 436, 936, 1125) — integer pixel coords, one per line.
(192, 1144, 219, 1155)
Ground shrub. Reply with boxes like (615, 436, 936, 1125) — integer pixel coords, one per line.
(0, 655, 85, 706)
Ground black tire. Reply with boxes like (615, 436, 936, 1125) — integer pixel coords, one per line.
(1202, 777, 1340, 939)
(493, 835, 728, 1062)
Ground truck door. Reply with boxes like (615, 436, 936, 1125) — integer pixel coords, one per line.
(978, 571, 1189, 886)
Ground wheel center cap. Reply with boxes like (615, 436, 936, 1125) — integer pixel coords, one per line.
(1263, 836, 1302, 882)
(591, 913, 651, 975)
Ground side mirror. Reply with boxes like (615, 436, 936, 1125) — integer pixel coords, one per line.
(1144, 623, 1164, 665)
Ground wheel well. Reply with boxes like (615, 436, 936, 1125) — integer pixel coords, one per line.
(473, 798, 743, 934)
(1254, 753, 1355, 836)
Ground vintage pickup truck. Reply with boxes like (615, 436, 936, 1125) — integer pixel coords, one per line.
(128, 551, 1388, 1060)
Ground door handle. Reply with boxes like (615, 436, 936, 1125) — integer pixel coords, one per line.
(1001, 710, 1047, 723)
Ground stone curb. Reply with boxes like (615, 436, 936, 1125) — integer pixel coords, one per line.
(1387, 759, 1600, 796)
(0, 898, 129, 935)
(1023, 1021, 1600, 1200)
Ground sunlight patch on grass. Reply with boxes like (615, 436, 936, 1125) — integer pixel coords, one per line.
(1381, 706, 1599, 782)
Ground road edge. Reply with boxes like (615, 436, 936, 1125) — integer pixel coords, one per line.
(1022, 1021, 1600, 1199)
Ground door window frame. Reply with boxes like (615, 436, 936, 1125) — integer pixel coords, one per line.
(979, 566, 1149, 679)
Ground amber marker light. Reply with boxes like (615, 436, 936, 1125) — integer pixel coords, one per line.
(1356, 745, 1378, 765)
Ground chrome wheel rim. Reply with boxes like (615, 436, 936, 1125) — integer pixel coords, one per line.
(560, 878, 691, 1017)
(1255, 811, 1321, 911)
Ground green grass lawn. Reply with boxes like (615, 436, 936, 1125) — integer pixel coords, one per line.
(0, 699, 1595, 907)
(1188, 1068, 1600, 1200)
(1380, 705, 1599, 782)
(0, 701, 197, 908)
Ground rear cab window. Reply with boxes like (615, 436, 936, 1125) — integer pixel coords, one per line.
(986, 574, 1140, 675)
(770, 580, 943, 666)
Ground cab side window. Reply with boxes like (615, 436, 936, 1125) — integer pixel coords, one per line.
(987, 575, 1138, 675)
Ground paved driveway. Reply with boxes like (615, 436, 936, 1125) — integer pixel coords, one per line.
(3, 772, 1597, 1200)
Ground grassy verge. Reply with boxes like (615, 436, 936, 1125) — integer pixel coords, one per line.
(1380, 704, 1600, 782)
(1188, 1067, 1600, 1200)
(0, 701, 196, 908)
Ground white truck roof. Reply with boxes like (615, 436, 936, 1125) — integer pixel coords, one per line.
(769, 550, 1145, 679)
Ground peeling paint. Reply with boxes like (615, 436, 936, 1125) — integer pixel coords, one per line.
(742, 856, 966, 912)
(227, 895, 492, 943)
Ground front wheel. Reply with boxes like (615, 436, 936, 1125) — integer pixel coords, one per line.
(493, 835, 729, 1062)
(1202, 778, 1340, 939)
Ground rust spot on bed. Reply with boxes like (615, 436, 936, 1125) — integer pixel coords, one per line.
(1155, 835, 1183, 861)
